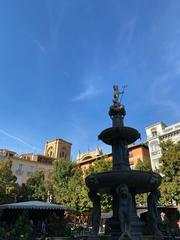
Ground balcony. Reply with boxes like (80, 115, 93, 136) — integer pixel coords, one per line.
(147, 133, 160, 140)
(151, 150, 161, 156)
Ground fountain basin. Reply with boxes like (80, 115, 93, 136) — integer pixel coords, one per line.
(85, 170, 162, 194)
(98, 127, 140, 145)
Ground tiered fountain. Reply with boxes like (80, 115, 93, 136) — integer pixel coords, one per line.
(86, 85, 162, 240)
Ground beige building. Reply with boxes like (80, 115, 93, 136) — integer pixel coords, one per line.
(0, 138, 72, 184)
(44, 138, 72, 160)
(11, 155, 53, 184)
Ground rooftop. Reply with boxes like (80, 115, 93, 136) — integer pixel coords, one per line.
(0, 201, 74, 211)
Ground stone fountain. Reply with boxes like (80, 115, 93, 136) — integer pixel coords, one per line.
(85, 85, 162, 240)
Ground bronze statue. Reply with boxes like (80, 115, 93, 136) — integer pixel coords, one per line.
(109, 85, 126, 120)
(113, 85, 120, 103)
(116, 184, 132, 238)
(147, 189, 163, 239)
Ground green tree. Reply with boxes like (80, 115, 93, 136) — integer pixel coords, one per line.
(51, 157, 112, 213)
(85, 157, 112, 176)
(85, 157, 112, 212)
(135, 158, 152, 172)
(52, 158, 91, 212)
(159, 140, 180, 205)
(67, 165, 88, 212)
(17, 170, 47, 201)
(16, 183, 32, 202)
(0, 158, 17, 204)
(9, 211, 33, 240)
(52, 158, 74, 205)
(135, 158, 152, 206)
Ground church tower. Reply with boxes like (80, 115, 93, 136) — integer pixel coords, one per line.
(44, 139, 72, 160)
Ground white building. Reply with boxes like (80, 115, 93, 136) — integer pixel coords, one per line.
(145, 122, 180, 170)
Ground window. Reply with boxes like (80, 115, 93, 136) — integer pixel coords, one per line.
(150, 141, 159, 151)
(47, 146, 54, 157)
(28, 166, 34, 175)
(151, 128, 157, 137)
(150, 141, 161, 156)
(16, 164, 24, 174)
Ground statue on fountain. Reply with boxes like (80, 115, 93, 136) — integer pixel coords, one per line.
(116, 184, 132, 240)
(109, 85, 126, 120)
(147, 189, 164, 240)
(88, 191, 101, 239)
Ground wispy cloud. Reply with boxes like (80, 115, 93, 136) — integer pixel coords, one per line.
(33, 39, 47, 54)
(0, 129, 42, 152)
(72, 84, 101, 101)
(148, 24, 180, 119)
(149, 71, 180, 118)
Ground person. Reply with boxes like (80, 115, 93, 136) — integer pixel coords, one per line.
(41, 220, 48, 236)
(116, 184, 132, 238)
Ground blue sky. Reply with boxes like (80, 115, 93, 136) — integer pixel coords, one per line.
(0, 0, 179, 159)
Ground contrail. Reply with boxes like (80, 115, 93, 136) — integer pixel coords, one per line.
(0, 129, 42, 152)
(33, 39, 47, 54)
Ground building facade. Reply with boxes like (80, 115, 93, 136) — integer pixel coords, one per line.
(44, 139, 72, 160)
(0, 138, 72, 184)
(128, 143, 150, 169)
(76, 147, 111, 172)
(145, 121, 180, 170)
(76, 143, 150, 172)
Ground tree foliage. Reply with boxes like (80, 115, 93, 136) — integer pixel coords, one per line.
(52, 158, 88, 212)
(135, 158, 152, 172)
(135, 159, 152, 206)
(85, 157, 112, 176)
(17, 170, 47, 202)
(51, 157, 112, 213)
(0, 159, 17, 204)
(158, 140, 180, 205)
(85, 158, 112, 212)
(9, 211, 33, 240)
